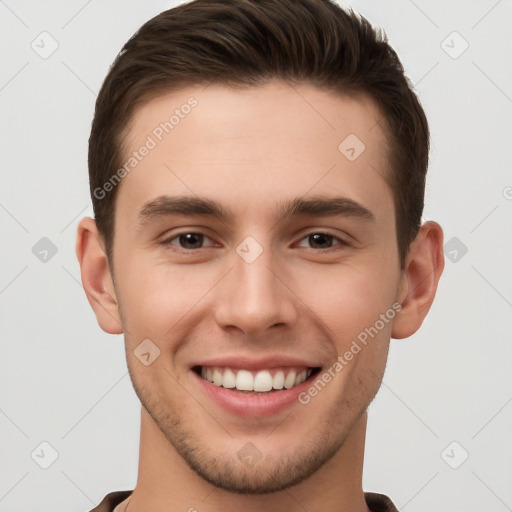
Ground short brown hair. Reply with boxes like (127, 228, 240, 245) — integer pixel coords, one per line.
(88, 0, 429, 269)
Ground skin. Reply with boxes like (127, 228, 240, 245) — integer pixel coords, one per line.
(76, 81, 444, 512)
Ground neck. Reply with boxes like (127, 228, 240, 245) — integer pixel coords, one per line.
(127, 407, 371, 512)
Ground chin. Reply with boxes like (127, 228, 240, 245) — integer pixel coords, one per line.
(172, 441, 341, 495)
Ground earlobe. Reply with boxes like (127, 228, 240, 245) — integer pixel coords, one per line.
(391, 221, 445, 339)
(75, 217, 124, 335)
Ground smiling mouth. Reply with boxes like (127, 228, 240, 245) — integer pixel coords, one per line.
(193, 366, 322, 394)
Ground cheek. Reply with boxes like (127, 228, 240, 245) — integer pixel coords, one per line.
(115, 257, 211, 340)
(302, 261, 398, 339)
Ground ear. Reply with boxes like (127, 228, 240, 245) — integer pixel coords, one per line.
(392, 221, 445, 339)
(75, 217, 123, 334)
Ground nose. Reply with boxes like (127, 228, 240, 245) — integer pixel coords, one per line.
(214, 239, 298, 337)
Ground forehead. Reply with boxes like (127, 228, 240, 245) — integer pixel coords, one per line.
(116, 81, 393, 226)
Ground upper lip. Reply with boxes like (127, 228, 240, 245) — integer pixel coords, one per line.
(190, 355, 321, 371)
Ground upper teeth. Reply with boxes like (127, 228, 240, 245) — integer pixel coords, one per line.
(200, 366, 312, 392)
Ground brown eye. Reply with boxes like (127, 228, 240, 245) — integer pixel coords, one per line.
(296, 232, 348, 250)
(308, 233, 333, 249)
(163, 232, 217, 250)
(178, 233, 204, 249)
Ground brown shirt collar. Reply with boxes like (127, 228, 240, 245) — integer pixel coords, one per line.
(89, 490, 400, 512)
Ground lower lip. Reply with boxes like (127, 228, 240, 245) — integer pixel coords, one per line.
(192, 370, 315, 418)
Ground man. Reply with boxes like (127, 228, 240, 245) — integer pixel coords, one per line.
(76, 0, 444, 510)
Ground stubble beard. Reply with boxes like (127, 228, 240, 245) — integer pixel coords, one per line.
(129, 368, 375, 495)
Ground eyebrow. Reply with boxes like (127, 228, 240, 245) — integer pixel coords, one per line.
(137, 194, 376, 226)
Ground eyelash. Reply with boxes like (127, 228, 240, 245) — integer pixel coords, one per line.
(160, 231, 350, 252)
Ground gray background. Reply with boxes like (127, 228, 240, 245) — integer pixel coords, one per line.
(1, 0, 511, 510)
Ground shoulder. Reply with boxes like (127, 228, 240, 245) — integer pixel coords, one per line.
(364, 491, 400, 512)
(88, 490, 133, 512)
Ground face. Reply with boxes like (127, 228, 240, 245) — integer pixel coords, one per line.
(110, 81, 404, 493)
